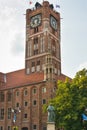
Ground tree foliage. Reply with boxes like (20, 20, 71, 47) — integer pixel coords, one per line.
(50, 68, 87, 130)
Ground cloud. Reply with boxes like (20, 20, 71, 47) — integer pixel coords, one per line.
(77, 62, 87, 71)
(0, 0, 25, 9)
(10, 32, 24, 56)
(0, 5, 22, 47)
(0, 2, 25, 56)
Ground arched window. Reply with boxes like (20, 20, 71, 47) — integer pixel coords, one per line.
(24, 89, 28, 96)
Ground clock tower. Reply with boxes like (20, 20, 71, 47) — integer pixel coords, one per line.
(25, 1, 61, 80)
(0, 1, 71, 130)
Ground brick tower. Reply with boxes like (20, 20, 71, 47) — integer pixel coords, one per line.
(0, 1, 70, 130)
(25, 1, 61, 80)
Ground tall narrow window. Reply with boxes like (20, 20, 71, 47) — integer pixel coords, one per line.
(16, 102, 19, 107)
(34, 49, 38, 55)
(33, 125, 37, 130)
(8, 108, 11, 119)
(42, 99, 46, 104)
(27, 40, 32, 57)
(31, 61, 35, 72)
(46, 68, 48, 74)
(52, 39, 56, 56)
(43, 126, 47, 130)
(33, 100, 37, 106)
(27, 42, 30, 57)
(16, 91, 19, 96)
(0, 108, 4, 120)
(24, 113, 27, 118)
(32, 62, 35, 67)
(34, 38, 38, 50)
(24, 101, 28, 107)
(34, 38, 38, 44)
(32, 88, 37, 94)
(26, 61, 30, 74)
(8, 126, 11, 130)
(26, 43, 28, 57)
(0, 126, 3, 130)
(37, 60, 40, 65)
(26, 68, 30, 74)
(30, 41, 32, 56)
(57, 43, 60, 59)
(48, 37, 51, 50)
(34, 44, 38, 50)
(7, 91, 12, 102)
(42, 87, 46, 93)
(50, 68, 52, 73)
(54, 64, 57, 74)
(24, 89, 28, 96)
(40, 37, 45, 53)
(34, 27, 38, 33)
(36, 60, 40, 71)
(0, 92, 4, 102)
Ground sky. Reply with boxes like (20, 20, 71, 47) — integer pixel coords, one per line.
(0, 0, 87, 78)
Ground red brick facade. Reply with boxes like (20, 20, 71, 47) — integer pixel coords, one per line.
(0, 1, 71, 130)
(0, 70, 69, 130)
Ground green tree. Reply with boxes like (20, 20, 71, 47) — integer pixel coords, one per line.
(50, 68, 87, 130)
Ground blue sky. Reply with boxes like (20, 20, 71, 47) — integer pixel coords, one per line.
(0, 0, 87, 78)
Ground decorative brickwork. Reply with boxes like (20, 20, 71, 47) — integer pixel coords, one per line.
(0, 1, 71, 130)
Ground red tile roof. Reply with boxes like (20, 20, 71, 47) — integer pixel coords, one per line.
(0, 69, 44, 90)
(0, 69, 71, 90)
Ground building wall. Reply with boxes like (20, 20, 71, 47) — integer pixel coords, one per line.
(25, 1, 61, 76)
(0, 1, 62, 130)
(0, 80, 57, 130)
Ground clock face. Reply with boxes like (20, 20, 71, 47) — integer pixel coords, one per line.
(50, 15, 57, 30)
(30, 14, 41, 28)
